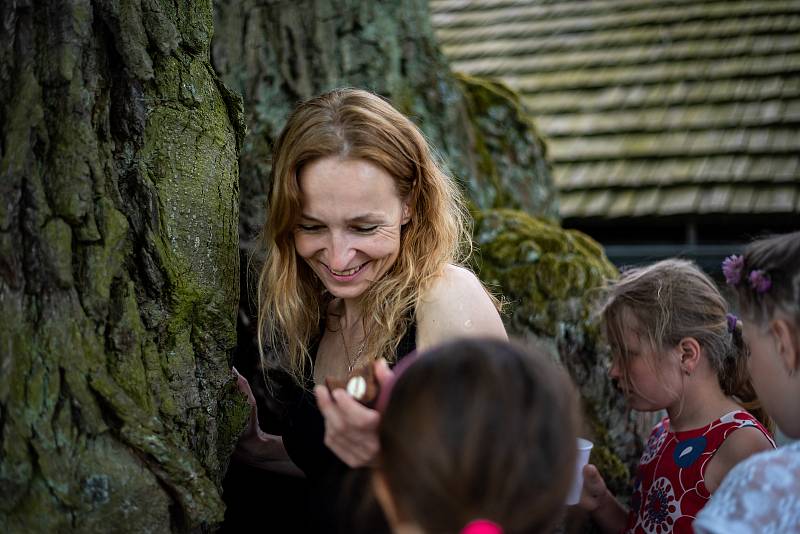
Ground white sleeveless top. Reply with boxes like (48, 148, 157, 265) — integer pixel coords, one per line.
(693, 439, 800, 533)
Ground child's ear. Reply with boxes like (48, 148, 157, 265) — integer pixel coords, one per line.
(770, 317, 799, 377)
(678, 337, 701, 375)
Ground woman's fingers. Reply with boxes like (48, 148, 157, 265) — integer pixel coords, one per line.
(331, 389, 380, 427)
(316, 385, 381, 467)
(374, 358, 394, 386)
(315, 385, 343, 430)
(232, 366, 256, 406)
(232, 366, 269, 441)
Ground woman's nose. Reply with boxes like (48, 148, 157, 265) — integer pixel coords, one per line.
(328, 233, 356, 270)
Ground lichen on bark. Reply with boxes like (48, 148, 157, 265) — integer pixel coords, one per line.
(1, 1, 246, 531)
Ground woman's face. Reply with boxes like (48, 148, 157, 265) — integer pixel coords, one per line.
(294, 156, 410, 302)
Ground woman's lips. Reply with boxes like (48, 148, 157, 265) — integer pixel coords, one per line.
(325, 262, 367, 281)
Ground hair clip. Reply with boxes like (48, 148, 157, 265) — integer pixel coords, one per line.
(748, 270, 772, 295)
(461, 519, 503, 534)
(375, 351, 419, 413)
(722, 255, 744, 286)
(726, 313, 738, 334)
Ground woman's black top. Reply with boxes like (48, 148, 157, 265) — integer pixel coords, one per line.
(279, 321, 418, 533)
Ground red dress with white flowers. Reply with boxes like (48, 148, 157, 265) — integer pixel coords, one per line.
(624, 410, 774, 534)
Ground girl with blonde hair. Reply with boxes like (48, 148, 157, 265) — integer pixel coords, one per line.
(577, 259, 774, 534)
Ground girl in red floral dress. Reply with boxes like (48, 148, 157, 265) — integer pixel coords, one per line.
(577, 259, 775, 534)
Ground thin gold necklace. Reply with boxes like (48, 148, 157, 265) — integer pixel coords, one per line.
(339, 326, 366, 373)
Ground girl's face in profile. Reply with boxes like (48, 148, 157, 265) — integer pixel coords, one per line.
(294, 156, 410, 303)
(742, 315, 799, 437)
(609, 310, 683, 412)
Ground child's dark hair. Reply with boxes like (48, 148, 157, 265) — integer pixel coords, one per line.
(601, 258, 771, 430)
(731, 231, 800, 328)
(376, 338, 579, 534)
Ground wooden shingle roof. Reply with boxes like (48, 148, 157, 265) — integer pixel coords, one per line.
(431, 0, 800, 220)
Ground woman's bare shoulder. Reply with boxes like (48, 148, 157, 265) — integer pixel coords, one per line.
(416, 264, 506, 350)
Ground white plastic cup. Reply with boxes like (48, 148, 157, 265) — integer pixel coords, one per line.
(565, 438, 594, 505)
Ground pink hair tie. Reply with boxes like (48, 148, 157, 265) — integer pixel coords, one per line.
(460, 519, 503, 534)
(375, 350, 419, 413)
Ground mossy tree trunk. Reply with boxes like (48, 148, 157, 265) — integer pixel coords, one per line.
(0, 1, 247, 532)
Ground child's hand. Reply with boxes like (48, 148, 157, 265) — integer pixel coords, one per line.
(579, 464, 609, 512)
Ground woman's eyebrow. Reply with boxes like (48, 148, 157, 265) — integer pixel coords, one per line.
(348, 213, 384, 223)
(298, 212, 386, 223)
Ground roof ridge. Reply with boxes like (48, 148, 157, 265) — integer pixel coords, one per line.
(538, 101, 795, 138)
(501, 53, 800, 92)
(555, 155, 800, 190)
(521, 78, 800, 114)
(440, 16, 800, 60)
(548, 129, 799, 163)
(431, 0, 755, 18)
(434, 2, 800, 39)
(449, 35, 800, 77)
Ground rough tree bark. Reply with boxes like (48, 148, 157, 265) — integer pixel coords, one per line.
(0, 1, 246, 532)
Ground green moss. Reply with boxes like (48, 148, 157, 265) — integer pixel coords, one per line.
(71, 437, 172, 532)
(215, 383, 251, 478)
(88, 369, 226, 526)
(47, 135, 92, 226)
(457, 74, 558, 219)
(473, 209, 615, 336)
(584, 403, 631, 497)
(2, 478, 68, 532)
(107, 281, 152, 413)
(471, 208, 638, 506)
(79, 199, 130, 319)
(41, 218, 73, 289)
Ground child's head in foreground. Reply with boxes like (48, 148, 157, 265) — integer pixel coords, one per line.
(724, 231, 800, 437)
(374, 337, 579, 534)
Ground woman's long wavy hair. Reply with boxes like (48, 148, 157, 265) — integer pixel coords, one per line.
(257, 88, 471, 384)
(601, 259, 772, 431)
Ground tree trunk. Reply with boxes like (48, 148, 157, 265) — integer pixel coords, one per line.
(0, 1, 246, 532)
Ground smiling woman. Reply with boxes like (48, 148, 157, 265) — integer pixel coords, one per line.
(233, 88, 506, 533)
(293, 157, 410, 319)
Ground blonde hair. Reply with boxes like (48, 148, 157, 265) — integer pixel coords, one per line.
(257, 88, 470, 384)
(601, 258, 771, 429)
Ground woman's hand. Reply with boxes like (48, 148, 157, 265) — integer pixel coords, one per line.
(233, 366, 269, 443)
(232, 367, 304, 477)
(315, 359, 394, 467)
